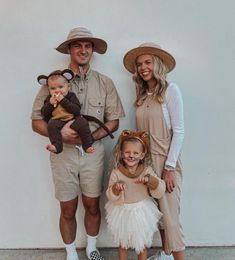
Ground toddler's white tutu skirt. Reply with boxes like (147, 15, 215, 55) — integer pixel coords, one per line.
(105, 198, 162, 254)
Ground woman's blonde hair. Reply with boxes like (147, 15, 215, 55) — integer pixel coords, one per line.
(133, 55, 169, 105)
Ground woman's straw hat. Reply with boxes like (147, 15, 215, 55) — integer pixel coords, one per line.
(123, 42, 176, 73)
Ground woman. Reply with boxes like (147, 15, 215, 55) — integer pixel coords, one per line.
(123, 43, 185, 260)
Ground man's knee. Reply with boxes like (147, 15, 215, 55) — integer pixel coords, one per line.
(61, 208, 76, 220)
(60, 198, 78, 220)
(85, 204, 100, 216)
(83, 196, 100, 216)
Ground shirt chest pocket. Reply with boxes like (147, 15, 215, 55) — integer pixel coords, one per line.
(88, 98, 105, 121)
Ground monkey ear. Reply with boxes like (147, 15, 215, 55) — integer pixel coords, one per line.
(37, 75, 48, 85)
(62, 69, 74, 81)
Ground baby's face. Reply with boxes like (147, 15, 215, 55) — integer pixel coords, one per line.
(48, 75, 70, 97)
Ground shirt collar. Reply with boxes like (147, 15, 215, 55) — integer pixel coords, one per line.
(69, 65, 92, 80)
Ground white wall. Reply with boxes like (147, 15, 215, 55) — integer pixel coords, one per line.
(0, 0, 234, 248)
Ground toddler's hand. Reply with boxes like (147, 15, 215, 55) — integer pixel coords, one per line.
(135, 175, 149, 185)
(111, 181, 125, 196)
(114, 182, 126, 191)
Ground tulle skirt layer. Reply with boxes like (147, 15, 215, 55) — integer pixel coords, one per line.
(105, 198, 162, 254)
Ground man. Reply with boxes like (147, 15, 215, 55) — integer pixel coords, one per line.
(31, 27, 125, 260)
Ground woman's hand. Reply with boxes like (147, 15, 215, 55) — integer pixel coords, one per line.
(61, 120, 81, 144)
(162, 169, 175, 193)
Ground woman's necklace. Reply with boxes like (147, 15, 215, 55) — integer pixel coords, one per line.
(147, 84, 158, 95)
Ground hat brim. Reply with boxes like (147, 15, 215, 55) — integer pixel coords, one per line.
(56, 37, 107, 54)
(123, 46, 176, 73)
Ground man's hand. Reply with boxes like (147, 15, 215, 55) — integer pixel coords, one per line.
(61, 120, 81, 144)
(162, 169, 175, 193)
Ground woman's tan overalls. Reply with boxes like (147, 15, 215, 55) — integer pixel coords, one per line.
(136, 94, 185, 254)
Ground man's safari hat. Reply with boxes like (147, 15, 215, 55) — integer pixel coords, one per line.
(56, 27, 107, 54)
(123, 42, 176, 74)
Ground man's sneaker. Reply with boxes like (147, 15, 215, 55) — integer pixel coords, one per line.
(86, 249, 104, 260)
(148, 251, 174, 260)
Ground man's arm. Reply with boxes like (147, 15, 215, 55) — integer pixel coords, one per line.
(32, 119, 81, 145)
(92, 119, 119, 141)
(60, 119, 118, 145)
(32, 118, 119, 144)
(32, 119, 49, 137)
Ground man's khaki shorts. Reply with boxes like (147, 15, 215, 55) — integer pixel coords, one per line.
(49, 141, 104, 202)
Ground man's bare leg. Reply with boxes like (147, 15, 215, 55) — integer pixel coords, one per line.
(82, 194, 102, 258)
(60, 197, 79, 259)
(60, 197, 78, 243)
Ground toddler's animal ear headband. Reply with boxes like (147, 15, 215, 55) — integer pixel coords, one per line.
(37, 69, 74, 86)
(120, 130, 150, 153)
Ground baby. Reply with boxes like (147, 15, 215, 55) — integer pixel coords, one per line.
(38, 69, 95, 154)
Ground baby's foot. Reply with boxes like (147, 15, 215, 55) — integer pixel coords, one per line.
(86, 146, 96, 153)
(46, 144, 57, 153)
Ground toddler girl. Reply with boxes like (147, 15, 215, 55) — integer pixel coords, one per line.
(106, 130, 166, 260)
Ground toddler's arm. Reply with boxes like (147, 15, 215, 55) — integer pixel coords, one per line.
(112, 182, 125, 195)
(144, 167, 166, 199)
(106, 170, 125, 203)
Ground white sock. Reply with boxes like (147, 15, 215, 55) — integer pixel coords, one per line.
(161, 251, 173, 258)
(86, 234, 98, 255)
(64, 241, 79, 260)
